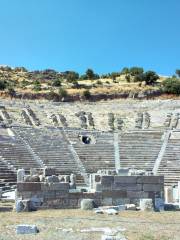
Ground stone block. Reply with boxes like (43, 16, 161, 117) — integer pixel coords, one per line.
(116, 168, 129, 176)
(102, 190, 127, 198)
(46, 175, 59, 183)
(101, 176, 114, 184)
(69, 198, 79, 207)
(114, 176, 137, 184)
(143, 184, 163, 192)
(102, 197, 113, 205)
(16, 225, 39, 234)
(112, 198, 130, 205)
(137, 176, 164, 184)
(155, 198, 164, 211)
(55, 191, 69, 198)
(81, 199, 95, 210)
(43, 167, 56, 177)
(112, 183, 142, 191)
(148, 192, 156, 199)
(21, 191, 33, 199)
(95, 183, 102, 192)
(17, 183, 41, 192)
(15, 200, 24, 212)
(127, 191, 148, 199)
(140, 198, 154, 211)
(125, 204, 136, 210)
(49, 182, 69, 191)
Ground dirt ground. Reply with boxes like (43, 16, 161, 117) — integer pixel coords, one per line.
(0, 209, 180, 240)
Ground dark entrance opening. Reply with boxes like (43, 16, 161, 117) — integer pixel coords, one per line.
(82, 136, 91, 144)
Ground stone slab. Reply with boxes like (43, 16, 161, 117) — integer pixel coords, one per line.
(16, 225, 39, 234)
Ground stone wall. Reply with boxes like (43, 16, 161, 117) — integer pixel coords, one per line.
(16, 182, 102, 209)
(16, 175, 164, 209)
(91, 175, 164, 205)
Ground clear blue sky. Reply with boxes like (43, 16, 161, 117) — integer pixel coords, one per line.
(0, 0, 179, 76)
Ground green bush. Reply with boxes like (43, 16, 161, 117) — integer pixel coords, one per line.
(162, 78, 180, 95)
(0, 80, 7, 90)
(129, 66, 144, 76)
(33, 80, 41, 91)
(66, 71, 79, 82)
(83, 90, 91, 99)
(52, 79, 62, 87)
(96, 80, 102, 85)
(134, 71, 159, 85)
(58, 87, 68, 98)
(7, 87, 16, 97)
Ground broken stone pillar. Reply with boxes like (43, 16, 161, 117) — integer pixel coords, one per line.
(164, 187, 173, 203)
(17, 169, 25, 182)
(70, 173, 76, 189)
(143, 112, 150, 129)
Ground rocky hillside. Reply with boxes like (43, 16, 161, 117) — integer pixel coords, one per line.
(0, 65, 178, 101)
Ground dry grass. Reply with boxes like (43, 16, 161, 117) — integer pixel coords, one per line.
(0, 209, 179, 240)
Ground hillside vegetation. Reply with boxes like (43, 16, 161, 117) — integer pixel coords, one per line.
(0, 65, 179, 101)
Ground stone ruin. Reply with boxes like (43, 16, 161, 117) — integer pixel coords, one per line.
(15, 167, 164, 212)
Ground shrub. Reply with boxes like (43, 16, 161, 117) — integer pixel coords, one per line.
(33, 80, 41, 91)
(81, 69, 99, 80)
(134, 71, 159, 85)
(58, 87, 68, 98)
(96, 80, 102, 85)
(121, 67, 129, 75)
(7, 87, 16, 97)
(66, 71, 79, 82)
(83, 90, 91, 99)
(162, 78, 180, 95)
(125, 74, 131, 82)
(176, 69, 180, 77)
(129, 66, 144, 76)
(0, 80, 7, 90)
(21, 80, 30, 88)
(52, 79, 62, 87)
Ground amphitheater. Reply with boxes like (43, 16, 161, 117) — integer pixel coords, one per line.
(0, 98, 180, 188)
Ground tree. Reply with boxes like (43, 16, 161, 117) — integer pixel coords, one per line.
(86, 69, 95, 79)
(175, 69, 180, 78)
(66, 71, 79, 82)
(134, 71, 159, 85)
(129, 67, 144, 76)
(121, 67, 129, 75)
(83, 90, 91, 99)
(0, 80, 7, 90)
(162, 77, 180, 95)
